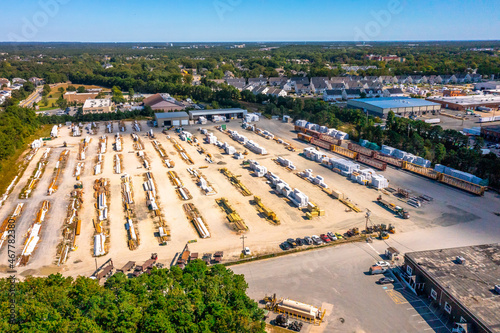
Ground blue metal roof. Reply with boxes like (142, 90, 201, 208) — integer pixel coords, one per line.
(352, 97, 439, 109)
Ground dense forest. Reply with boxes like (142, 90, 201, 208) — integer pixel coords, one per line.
(0, 105, 40, 171)
(0, 261, 265, 333)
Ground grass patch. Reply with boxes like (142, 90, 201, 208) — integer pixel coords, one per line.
(0, 125, 52, 196)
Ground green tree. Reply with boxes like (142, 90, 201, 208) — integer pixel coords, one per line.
(434, 143, 446, 163)
(77, 86, 86, 93)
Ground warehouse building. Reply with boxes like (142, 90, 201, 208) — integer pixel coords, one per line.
(347, 97, 441, 118)
(188, 108, 247, 122)
(401, 244, 500, 333)
(481, 125, 500, 142)
(155, 112, 189, 127)
(427, 95, 500, 111)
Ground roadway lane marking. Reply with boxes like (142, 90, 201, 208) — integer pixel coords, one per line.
(425, 326, 445, 330)
(408, 306, 428, 310)
(412, 312, 431, 316)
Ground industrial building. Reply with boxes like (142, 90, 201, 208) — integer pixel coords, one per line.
(155, 112, 189, 127)
(347, 97, 441, 118)
(427, 95, 500, 111)
(82, 99, 113, 114)
(188, 108, 247, 122)
(474, 81, 500, 91)
(402, 244, 500, 333)
(481, 125, 500, 142)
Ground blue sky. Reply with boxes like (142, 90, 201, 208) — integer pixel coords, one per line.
(1, 0, 499, 42)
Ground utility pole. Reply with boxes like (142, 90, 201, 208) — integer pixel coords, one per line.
(240, 235, 247, 252)
(365, 209, 371, 231)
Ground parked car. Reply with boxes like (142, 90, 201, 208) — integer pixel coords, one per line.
(243, 247, 251, 255)
(295, 238, 304, 246)
(286, 238, 297, 248)
(376, 261, 391, 268)
(304, 236, 313, 245)
(280, 242, 291, 251)
(320, 234, 331, 243)
(311, 235, 323, 245)
(327, 232, 337, 241)
(378, 277, 395, 285)
(335, 232, 343, 239)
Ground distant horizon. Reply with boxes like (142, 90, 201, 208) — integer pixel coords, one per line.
(0, 39, 499, 44)
(0, 0, 498, 43)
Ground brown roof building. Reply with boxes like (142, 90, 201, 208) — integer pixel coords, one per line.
(143, 93, 186, 112)
(64, 92, 98, 103)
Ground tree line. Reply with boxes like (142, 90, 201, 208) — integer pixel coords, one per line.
(0, 261, 265, 333)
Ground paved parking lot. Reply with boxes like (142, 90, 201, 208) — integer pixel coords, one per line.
(231, 242, 454, 333)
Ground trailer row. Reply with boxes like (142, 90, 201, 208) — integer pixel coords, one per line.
(21, 148, 51, 199)
(48, 149, 69, 195)
(17, 201, 50, 266)
(56, 189, 83, 265)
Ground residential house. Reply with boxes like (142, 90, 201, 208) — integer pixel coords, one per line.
(364, 86, 384, 97)
(395, 76, 410, 84)
(225, 78, 246, 91)
(455, 74, 471, 83)
(379, 76, 396, 85)
(295, 82, 312, 95)
(344, 88, 364, 99)
(12, 78, 27, 85)
(310, 77, 331, 94)
(248, 77, 268, 86)
(440, 75, 457, 84)
(102, 63, 113, 69)
(0, 78, 11, 87)
(29, 77, 45, 86)
(252, 86, 270, 95)
(291, 77, 311, 94)
(266, 88, 287, 97)
(330, 82, 348, 90)
(354, 81, 369, 89)
(323, 89, 344, 102)
(268, 77, 284, 86)
(330, 77, 347, 84)
(224, 71, 235, 78)
(364, 76, 380, 83)
(410, 75, 425, 84)
(383, 88, 405, 97)
(427, 75, 443, 85)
